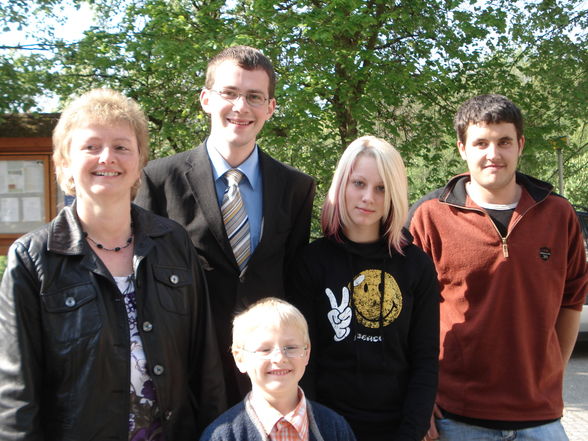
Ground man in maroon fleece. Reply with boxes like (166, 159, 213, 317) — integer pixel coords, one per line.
(409, 94, 588, 441)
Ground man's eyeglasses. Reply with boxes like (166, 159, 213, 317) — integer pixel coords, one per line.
(241, 345, 308, 359)
(208, 88, 269, 107)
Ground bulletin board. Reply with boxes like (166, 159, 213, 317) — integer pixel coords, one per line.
(0, 157, 50, 234)
(0, 128, 59, 254)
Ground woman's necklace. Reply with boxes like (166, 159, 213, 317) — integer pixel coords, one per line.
(83, 227, 133, 252)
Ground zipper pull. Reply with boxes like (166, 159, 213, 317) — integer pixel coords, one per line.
(502, 237, 509, 258)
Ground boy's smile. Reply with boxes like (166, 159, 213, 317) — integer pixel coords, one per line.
(235, 323, 310, 408)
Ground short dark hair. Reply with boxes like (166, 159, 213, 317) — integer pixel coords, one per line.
(454, 94, 524, 144)
(205, 45, 276, 99)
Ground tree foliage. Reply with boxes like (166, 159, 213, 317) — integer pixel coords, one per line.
(1, 0, 587, 226)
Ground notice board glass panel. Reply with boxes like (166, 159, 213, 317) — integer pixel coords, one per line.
(0, 158, 47, 233)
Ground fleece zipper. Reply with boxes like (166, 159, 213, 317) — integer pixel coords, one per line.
(443, 196, 547, 259)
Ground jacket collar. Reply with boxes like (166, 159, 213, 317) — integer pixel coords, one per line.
(440, 171, 553, 207)
(184, 141, 283, 271)
(47, 201, 172, 257)
(184, 143, 234, 260)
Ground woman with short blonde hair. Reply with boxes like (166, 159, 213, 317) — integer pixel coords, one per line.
(0, 88, 225, 440)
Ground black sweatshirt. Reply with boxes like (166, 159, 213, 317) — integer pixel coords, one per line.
(289, 231, 439, 441)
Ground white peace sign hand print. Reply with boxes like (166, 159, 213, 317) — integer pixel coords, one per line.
(324, 275, 364, 342)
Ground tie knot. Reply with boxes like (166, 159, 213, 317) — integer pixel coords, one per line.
(225, 169, 243, 186)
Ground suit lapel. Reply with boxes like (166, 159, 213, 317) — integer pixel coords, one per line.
(184, 144, 235, 261)
(250, 150, 281, 263)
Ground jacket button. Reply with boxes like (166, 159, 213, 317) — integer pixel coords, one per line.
(153, 364, 165, 376)
(164, 410, 172, 420)
(142, 321, 153, 332)
(65, 297, 76, 307)
(169, 274, 179, 284)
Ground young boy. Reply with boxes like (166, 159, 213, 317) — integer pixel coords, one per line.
(200, 297, 356, 441)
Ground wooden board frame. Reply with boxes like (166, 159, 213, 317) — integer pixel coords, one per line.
(0, 137, 57, 254)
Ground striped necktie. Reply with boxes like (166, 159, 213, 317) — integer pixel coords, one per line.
(221, 169, 251, 272)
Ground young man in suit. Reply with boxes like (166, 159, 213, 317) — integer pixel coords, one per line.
(135, 46, 316, 406)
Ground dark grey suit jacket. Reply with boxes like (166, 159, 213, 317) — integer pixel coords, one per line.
(134, 142, 316, 405)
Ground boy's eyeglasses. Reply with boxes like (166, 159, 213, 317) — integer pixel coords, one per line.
(208, 88, 269, 107)
(242, 345, 308, 359)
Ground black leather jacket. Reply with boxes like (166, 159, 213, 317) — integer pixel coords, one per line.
(0, 204, 226, 440)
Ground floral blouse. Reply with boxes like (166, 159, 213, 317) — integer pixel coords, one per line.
(115, 275, 165, 441)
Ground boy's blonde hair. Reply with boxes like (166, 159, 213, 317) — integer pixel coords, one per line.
(232, 297, 309, 352)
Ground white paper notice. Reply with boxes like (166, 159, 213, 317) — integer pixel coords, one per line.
(7, 167, 24, 193)
(22, 197, 43, 222)
(0, 162, 7, 193)
(24, 162, 44, 193)
(0, 198, 19, 222)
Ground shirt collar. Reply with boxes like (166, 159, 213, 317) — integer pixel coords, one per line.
(248, 387, 308, 439)
(206, 139, 260, 190)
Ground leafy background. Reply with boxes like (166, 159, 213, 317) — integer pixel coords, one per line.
(2, 0, 587, 240)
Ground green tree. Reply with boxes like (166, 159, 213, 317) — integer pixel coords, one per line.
(2, 0, 587, 216)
